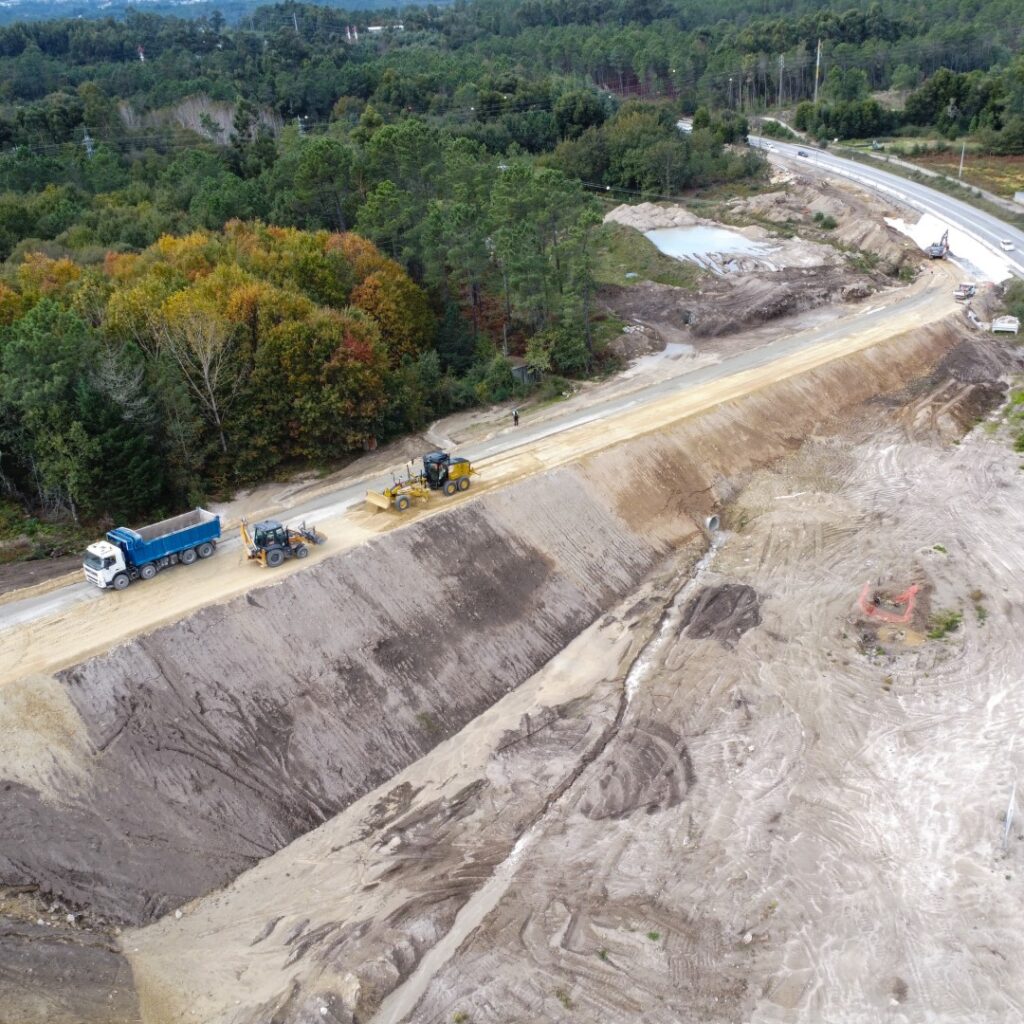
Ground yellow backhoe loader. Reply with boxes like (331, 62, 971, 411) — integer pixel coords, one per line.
(366, 451, 476, 513)
(240, 518, 326, 567)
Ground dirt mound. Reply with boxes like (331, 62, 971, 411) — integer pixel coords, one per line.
(604, 202, 699, 231)
(729, 178, 921, 275)
(578, 721, 697, 820)
(606, 326, 665, 360)
(680, 583, 761, 645)
(690, 266, 864, 337)
(881, 334, 1020, 438)
(600, 264, 873, 340)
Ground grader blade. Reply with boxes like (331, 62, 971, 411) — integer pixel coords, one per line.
(365, 490, 391, 511)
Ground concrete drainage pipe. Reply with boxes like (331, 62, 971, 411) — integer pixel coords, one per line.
(705, 515, 720, 533)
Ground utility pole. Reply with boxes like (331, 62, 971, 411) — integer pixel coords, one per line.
(813, 38, 822, 105)
(958, 140, 966, 179)
(82, 127, 94, 158)
(778, 54, 785, 107)
(292, 11, 299, 34)
(728, 76, 734, 108)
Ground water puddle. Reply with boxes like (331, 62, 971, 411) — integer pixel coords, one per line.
(644, 226, 775, 273)
(622, 341, 696, 378)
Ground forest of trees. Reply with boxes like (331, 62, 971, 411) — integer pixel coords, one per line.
(0, 0, 1021, 537)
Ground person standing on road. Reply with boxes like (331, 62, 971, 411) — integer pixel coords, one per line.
(512, 408, 520, 427)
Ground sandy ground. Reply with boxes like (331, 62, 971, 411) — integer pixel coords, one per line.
(121, 340, 1024, 1023)
(397, 419, 1024, 1024)
(0, 266, 959, 689)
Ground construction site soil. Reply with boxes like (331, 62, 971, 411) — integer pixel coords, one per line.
(4, 303, 1022, 1022)
(599, 181, 920, 345)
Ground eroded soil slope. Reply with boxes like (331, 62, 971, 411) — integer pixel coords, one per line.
(116, 325, 1018, 1024)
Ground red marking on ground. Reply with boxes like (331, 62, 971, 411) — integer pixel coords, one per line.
(858, 582, 920, 624)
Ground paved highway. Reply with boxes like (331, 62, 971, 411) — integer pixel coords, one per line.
(748, 134, 1024, 280)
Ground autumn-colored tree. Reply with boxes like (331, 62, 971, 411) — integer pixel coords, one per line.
(152, 231, 219, 281)
(328, 231, 392, 284)
(226, 222, 354, 308)
(151, 290, 239, 454)
(350, 265, 435, 365)
(0, 282, 24, 326)
(252, 308, 389, 457)
(16, 253, 82, 300)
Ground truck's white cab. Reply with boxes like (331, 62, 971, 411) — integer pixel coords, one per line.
(82, 541, 127, 589)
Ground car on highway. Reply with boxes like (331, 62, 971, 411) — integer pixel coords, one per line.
(1001, 239, 1015, 251)
(797, 149, 809, 157)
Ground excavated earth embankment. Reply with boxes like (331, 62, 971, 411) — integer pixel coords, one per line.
(1, 318, 1011, 1022)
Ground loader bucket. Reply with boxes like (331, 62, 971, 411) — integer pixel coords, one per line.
(365, 490, 391, 512)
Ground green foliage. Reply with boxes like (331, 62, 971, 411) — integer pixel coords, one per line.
(0, 497, 91, 561)
(0, 0, 1016, 538)
(0, 299, 164, 521)
(554, 89, 611, 141)
(528, 323, 591, 377)
(813, 211, 838, 229)
(1004, 280, 1024, 322)
(795, 98, 899, 141)
(927, 609, 962, 640)
(760, 120, 797, 140)
(593, 222, 701, 289)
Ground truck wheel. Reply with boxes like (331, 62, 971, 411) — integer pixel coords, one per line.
(443, 480, 458, 496)
(395, 494, 411, 511)
(197, 542, 214, 558)
(458, 477, 471, 491)
(140, 563, 157, 580)
(180, 548, 198, 565)
(112, 573, 130, 591)
(294, 544, 309, 559)
(266, 548, 285, 568)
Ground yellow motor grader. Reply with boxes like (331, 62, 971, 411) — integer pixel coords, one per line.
(366, 451, 475, 513)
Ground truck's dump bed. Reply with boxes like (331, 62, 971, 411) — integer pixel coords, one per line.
(107, 508, 221, 564)
(134, 508, 217, 542)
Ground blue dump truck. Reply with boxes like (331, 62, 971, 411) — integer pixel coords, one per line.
(82, 508, 221, 590)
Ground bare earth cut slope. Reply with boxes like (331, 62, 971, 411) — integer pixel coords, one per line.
(4, 286, 1021, 1022)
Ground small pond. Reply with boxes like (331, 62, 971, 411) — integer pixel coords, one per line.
(644, 225, 773, 263)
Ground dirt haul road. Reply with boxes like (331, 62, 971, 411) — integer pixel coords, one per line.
(0, 264, 958, 688)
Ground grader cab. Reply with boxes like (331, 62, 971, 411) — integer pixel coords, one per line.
(366, 451, 475, 513)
